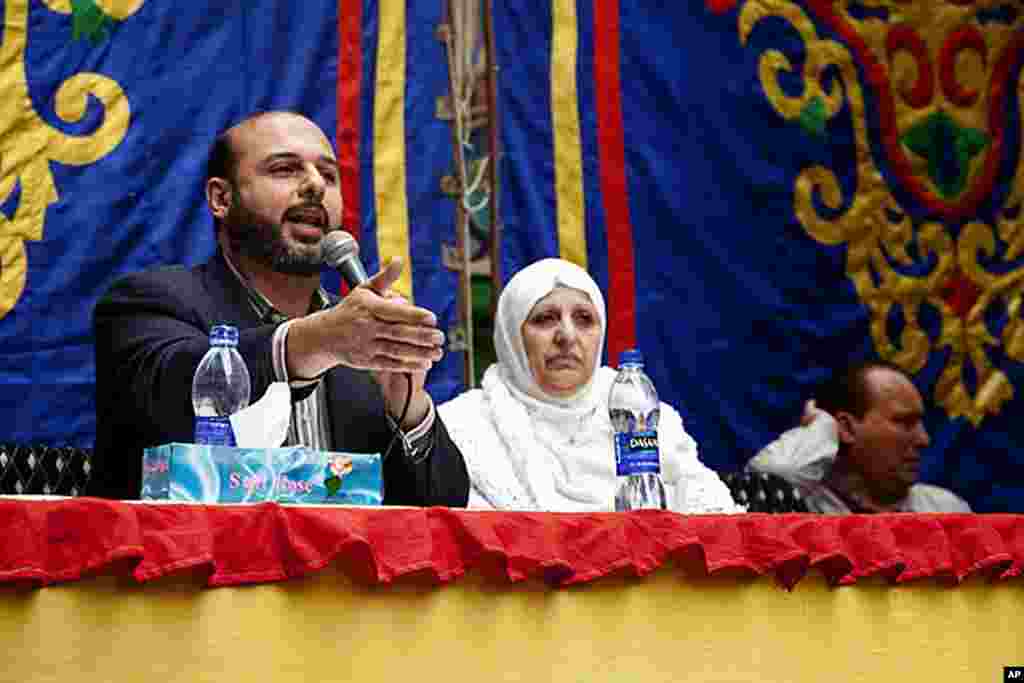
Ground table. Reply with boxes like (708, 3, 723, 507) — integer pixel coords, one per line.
(2, 499, 1022, 682)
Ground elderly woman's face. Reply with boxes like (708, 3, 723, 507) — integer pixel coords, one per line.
(521, 287, 601, 398)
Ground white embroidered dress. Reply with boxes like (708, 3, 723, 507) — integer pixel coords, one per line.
(437, 258, 741, 513)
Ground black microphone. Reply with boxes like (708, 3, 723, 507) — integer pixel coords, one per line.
(321, 230, 369, 288)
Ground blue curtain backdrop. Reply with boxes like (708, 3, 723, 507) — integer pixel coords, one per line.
(494, 0, 1024, 512)
(0, 0, 464, 451)
(5, 0, 1023, 513)
(0, 0, 338, 446)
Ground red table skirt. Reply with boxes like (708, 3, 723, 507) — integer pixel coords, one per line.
(1, 498, 1020, 589)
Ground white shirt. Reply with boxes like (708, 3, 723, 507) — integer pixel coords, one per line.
(747, 411, 971, 513)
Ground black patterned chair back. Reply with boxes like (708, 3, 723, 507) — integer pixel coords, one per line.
(0, 443, 92, 496)
(720, 470, 808, 513)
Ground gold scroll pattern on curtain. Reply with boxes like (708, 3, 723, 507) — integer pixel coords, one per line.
(733, 0, 1024, 425)
(0, 0, 143, 319)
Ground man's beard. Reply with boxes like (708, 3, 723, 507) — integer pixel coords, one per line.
(226, 210, 324, 276)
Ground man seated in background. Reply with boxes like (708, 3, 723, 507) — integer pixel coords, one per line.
(91, 111, 468, 506)
(747, 360, 970, 513)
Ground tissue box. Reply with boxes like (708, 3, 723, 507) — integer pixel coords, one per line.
(141, 443, 382, 505)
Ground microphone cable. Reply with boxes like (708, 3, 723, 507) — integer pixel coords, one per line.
(382, 372, 413, 462)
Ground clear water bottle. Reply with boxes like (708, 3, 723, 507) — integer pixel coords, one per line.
(610, 349, 667, 511)
(191, 324, 251, 446)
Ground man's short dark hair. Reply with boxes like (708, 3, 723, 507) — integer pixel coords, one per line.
(206, 129, 237, 186)
(205, 112, 279, 233)
(206, 111, 281, 186)
(814, 360, 908, 418)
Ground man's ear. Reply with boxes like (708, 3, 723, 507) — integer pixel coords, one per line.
(206, 178, 232, 220)
(834, 411, 858, 445)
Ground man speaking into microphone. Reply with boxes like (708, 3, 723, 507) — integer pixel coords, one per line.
(91, 111, 469, 505)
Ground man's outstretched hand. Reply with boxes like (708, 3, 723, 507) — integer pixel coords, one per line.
(287, 257, 445, 423)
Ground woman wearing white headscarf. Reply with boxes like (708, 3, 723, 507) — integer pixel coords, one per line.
(438, 258, 742, 512)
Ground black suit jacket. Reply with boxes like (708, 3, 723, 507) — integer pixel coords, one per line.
(91, 251, 469, 506)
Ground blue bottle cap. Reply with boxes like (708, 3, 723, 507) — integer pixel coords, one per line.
(619, 348, 643, 366)
(209, 324, 239, 347)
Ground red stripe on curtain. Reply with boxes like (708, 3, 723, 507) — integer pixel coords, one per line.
(338, 1, 362, 237)
(593, 0, 636, 362)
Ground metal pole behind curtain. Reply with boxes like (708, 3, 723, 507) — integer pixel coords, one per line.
(438, 0, 499, 388)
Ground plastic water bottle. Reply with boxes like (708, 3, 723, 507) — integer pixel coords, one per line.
(609, 349, 667, 511)
(191, 324, 251, 446)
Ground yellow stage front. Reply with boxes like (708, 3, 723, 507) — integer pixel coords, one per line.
(4, 569, 1022, 682)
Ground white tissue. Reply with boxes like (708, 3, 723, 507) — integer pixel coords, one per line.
(229, 382, 292, 448)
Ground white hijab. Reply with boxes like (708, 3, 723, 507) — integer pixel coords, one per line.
(465, 259, 616, 510)
(493, 258, 607, 420)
